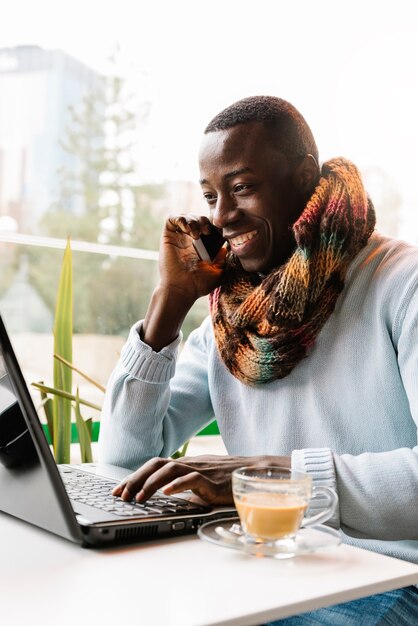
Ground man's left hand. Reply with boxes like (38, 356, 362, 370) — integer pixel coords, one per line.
(112, 454, 291, 505)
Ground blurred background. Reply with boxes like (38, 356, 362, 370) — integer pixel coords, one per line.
(1, 0, 417, 434)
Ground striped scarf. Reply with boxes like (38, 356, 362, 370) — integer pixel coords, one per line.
(209, 157, 376, 385)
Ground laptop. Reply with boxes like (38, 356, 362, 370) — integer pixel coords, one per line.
(0, 314, 235, 547)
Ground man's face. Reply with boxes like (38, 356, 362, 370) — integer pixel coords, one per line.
(199, 121, 304, 273)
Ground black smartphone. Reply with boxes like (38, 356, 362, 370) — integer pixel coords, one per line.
(192, 224, 225, 262)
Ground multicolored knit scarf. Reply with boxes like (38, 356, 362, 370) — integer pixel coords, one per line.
(209, 157, 376, 385)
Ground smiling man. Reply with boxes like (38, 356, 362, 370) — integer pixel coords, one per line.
(99, 97, 418, 624)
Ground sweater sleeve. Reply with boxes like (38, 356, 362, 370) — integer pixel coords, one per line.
(98, 318, 215, 470)
(331, 282, 418, 541)
(291, 448, 340, 529)
(294, 281, 418, 541)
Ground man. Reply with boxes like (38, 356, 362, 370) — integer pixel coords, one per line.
(99, 96, 418, 624)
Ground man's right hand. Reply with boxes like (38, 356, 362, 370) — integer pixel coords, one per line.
(159, 214, 226, 301)
(141, 214, 226, 352)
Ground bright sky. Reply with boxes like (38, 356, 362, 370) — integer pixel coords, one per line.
(2, 0, 418, 238)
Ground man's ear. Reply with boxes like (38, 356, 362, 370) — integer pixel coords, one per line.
(292, 154, 319, 194)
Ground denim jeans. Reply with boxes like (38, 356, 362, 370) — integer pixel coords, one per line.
(265, 586, 418, 625)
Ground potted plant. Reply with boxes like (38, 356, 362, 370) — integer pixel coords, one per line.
(32, 239, 101, 463)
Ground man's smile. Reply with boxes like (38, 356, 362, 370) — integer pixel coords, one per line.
(228, 229, 258, 250)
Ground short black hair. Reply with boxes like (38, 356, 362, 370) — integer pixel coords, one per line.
(205, 96, 319, 163)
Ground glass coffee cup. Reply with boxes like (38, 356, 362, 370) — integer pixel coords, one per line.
(232, 466, 338, 556)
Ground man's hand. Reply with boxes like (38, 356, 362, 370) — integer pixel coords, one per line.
(112, 455, 291, 506)
(141, 214, 227, 352)
(159, 214, 227, 303)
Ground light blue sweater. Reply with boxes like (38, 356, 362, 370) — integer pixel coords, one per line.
(99, 232, 418, 563)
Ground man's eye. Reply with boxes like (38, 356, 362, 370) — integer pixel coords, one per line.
(234, 184, 251, 193)
(203, 193, 217, 204)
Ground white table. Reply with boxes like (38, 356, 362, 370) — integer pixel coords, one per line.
(1, 512, 417, 626)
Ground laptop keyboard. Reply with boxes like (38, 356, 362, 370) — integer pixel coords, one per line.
(61, 469, 210, 517)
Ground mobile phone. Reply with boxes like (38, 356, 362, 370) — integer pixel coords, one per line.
(192, 224, 226, 262)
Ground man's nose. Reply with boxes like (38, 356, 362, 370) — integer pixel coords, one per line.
(211, 195, 241, 229)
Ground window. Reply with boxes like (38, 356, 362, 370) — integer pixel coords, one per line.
(1, 1, 418, 457)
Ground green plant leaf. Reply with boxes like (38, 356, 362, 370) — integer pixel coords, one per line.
(86, 417, 93, 439)
(53, 238, 73, 463)
(74, 388, 93, 463)
(38, 382, 55, 443)
(53, 353, 105, 393)
(32, 382, 102, 412)
(171, 439, 190, 459)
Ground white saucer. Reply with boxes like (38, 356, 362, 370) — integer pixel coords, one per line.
(198, 516, 341, 559)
